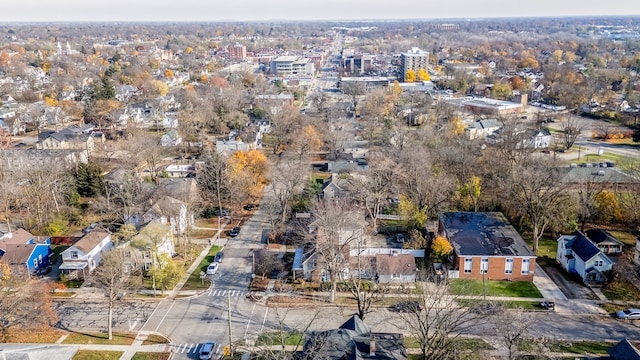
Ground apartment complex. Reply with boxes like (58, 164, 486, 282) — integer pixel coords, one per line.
(400, 47, 429, 82)
(270, 56, 316, 76)
(227, 43, 246, 59)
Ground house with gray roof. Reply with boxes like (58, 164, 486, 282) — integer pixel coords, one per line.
(303, 315, 407, 360)
(556, 230, 613, 285)
(59, 229, 113, 279)
(465, 118, 502, 140)
(437, 212, 536, 281)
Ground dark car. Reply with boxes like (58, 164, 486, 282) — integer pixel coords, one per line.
(35, 265, 52, 277)
(243, 204, 257, 211)
(229, 227, 240, 237)
(214, 251, 224, 263)
(391, 301, 423, 313)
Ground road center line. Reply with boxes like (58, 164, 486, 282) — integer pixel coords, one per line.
(154, 300, 177, 332)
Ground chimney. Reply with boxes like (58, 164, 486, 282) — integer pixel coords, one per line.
(369, 337, 376, 356)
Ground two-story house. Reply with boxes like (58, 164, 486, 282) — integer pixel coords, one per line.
(438, 212, 537, 282)
(0, 228, 51, 277)
(120, 223, 176, 273)
(36, 125, 95, 153)
(142, 196, 192, 235)
(59, 229, 113, 279)
(556, 231, 613, 285)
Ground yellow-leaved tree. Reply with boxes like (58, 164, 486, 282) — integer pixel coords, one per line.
(431, 236, 453, 261)
(405, 69, 416, 83)
(164, 69, 174, 79)
(398, 195, 428, 228)
(417, 68, 430, 81)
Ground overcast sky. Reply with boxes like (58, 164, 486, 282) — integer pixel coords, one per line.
(2, 0, 640, 22)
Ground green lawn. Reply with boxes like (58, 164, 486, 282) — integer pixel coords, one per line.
(546, 341, 615, 355)
(255, 332, 303, 346)
(63, 332, 136, 345)
(534, 238, 560, 268)
(457, 299, 543, 310)
(131, 353, 171, 360)
(450, 279, 542, 298)
(181, 246, 222, 290)
(142, 334, 170, 345)
(73, 351, 123, 360)
(607, 230, 637, 248)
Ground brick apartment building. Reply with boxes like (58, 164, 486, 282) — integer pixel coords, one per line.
(437, 212, 536, 281)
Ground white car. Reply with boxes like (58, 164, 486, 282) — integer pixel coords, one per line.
(617, 308, 640, 320)
(206, 263, 219, 275)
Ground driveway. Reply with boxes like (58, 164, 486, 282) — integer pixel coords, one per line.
(543, 265, 595, 300)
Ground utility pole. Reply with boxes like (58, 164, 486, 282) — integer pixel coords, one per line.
(227, 291, 233, 357)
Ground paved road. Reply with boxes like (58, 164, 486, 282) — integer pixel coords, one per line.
(141, 199, 271, 359)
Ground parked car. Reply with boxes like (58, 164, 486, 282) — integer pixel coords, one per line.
(206, 263, 219, 275)
(35, 265, 52, 277)
(213, 208, 230, 217)
(229, 227, 240, 237)
(617, 308, 640, 320)
(214, 251, 224, 263)
(396, 233, 405, 243)
(243, 204, 257, 211)
(391, 301, 422, 313)
(539, 301, 555, 311)
(199, 341, 217, 359)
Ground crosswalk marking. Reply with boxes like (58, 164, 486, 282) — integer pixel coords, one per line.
(207, 289, 246, 297)
(173, 343, 201, 353)
(172, 343, 222, 354)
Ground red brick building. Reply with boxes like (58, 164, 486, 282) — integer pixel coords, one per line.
(437, 212, 536, 282)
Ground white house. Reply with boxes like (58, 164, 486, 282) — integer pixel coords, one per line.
(143, 195, 192, 235)
(465, 119, 502, 140)
(126, 223, 176, 272)
(59, 229, 113, 279)
(556, 231, 613, 285)
(521, 128, 551, 149)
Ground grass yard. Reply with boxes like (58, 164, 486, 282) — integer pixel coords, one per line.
(131, 353, 171, 360)
(181, 246, 222, 290)
(606, 230, 637, 248)
(73, 351, 123, 360)
(142, 334, 170, 345)
(4, 328, 66, 343)
(546, 341, 615, 355)
(450, 279, 542, 298)
(457, 299, 542, 310)
(601, 275, 640, 302)
(255, 332, 303, 346)
(62, 332, 136, 345)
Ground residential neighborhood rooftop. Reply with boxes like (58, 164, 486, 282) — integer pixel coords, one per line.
(439, 212, 534, 257)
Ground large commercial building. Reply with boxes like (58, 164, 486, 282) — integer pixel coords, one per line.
(270, 56, 315, 76)
(400, 47, 429, 82)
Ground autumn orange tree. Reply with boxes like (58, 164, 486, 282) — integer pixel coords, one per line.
(227, 149, 268, 201)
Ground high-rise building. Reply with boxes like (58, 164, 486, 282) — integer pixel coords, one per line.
(228, 43, 246, 59)
(400, 47, 429, 82)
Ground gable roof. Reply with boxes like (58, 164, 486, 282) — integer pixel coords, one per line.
(145, 196, 184, 219)
(585, 229, 623, 246)
(0, 243, 36, 264)
(375, 254, 416, 276)
(565, 231, 601, 262)
(0, 228, 35, 245)
(608, 338, 640, 360)
(72, 229, 110, 254)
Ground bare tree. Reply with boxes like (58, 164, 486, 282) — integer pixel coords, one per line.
(397, 276, 483, 360)
(269, 154, 308, 224)
(0, 265, 58, 343)
(491, 307, 535, 360)
(342, 81, 367, 119)
(89, 249, 141, 340)
(342, 252, 384, 320)
(510, 161, 567, 254)
(560, 115, 585, 150)
(310, 199, 365, 303)
(575, 175, 606, 232)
